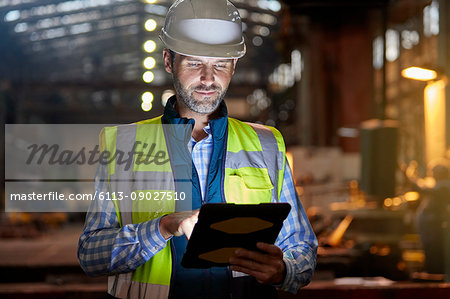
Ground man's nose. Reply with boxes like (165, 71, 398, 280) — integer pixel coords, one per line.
(200, 66, 215, 86)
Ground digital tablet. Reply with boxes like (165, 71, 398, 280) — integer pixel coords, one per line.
(181, 202, 291, 268)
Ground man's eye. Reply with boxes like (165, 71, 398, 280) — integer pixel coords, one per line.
(215, 64, 226, 68)
(188, 63, 201, 67)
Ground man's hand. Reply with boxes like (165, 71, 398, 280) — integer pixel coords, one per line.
(229, 242, 286, 285)
(159, 210, 199, 240)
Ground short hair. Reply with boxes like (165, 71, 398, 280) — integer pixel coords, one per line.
(168, 49, 176, 69)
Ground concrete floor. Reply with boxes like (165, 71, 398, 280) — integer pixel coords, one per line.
(1, 222, 449, 299)
(0, 224, 82, 268)
(0, 222, 107, 298)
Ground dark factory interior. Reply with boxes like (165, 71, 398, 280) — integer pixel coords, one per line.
(1, 0, 450, 298)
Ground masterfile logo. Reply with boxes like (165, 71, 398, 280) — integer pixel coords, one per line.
(25, 141, 170, 170)
(5, 124, 193, 212)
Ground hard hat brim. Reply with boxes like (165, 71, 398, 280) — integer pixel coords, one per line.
(160, 29, 246, 59)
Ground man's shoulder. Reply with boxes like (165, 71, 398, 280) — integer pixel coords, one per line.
(135, 115, 163, 125)
(98, 116, 164, 140)
(228, 117, 283, 139)
(101, 116, 163, 131)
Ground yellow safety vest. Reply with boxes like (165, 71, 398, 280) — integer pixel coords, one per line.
(104, 116, 286, 299)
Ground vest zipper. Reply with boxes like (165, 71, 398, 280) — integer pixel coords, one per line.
(220, 128, 228, 203)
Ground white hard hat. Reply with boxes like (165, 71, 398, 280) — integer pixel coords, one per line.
(160, 0, 246, 59)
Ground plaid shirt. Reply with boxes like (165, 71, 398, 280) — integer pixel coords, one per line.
(78, 125, 317, 294)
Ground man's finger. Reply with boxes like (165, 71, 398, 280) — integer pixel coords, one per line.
(234, 248, 271, 264)
(181, 217, 198, 239)
(229, 256, 267, 272)
(256, 242, 283, 258)
(229, 265, 271, 284)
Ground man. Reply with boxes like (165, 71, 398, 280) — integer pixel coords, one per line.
(416, 160, 450, 275)
(78, 0, 317, 298)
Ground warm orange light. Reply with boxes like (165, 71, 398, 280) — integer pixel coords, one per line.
(404, 191, 419, 202)
(401, 66, 437, 81)
(328, 215, 353, 247)
(402, 250, 425, 263)
(286, 151, 294, 174)
(392, 197, 402, 206)
(384, 197, 393, 207)
(424, 79, 446, 164)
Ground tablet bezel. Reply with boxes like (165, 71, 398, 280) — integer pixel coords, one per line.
(181, 202, 291, 268)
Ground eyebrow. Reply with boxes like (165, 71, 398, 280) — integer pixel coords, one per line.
(186, 57, 202, 62)
(184, 57, 231, 64)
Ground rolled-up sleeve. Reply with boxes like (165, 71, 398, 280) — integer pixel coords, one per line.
(274, 160, 318, 293)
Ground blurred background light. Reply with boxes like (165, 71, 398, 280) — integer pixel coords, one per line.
(404, 191, 419, 202)
(142, 71, 154, 83)
(257, 0, 281, 12)
(143, 40, 156, 53)
(141, 101, 152, 111)
(141, 91, 154, 104)
(423, 0, 439, 37)
(252, 36, 263, 46)
(401, 30, 420, 50)
(5, 10, 20, 22)
(144, 18, 157, 31)
(143, 57, 156, 69)
(386, 29, 399, 62)
(372, 36, 383, 69)
(424, 79, 447, 164)
(401, 67, 437, 81)
(145, 4, 167, 15)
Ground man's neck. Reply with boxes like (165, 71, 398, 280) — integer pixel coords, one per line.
(175, 100, 218, 141)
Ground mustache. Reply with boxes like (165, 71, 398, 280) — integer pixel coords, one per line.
(193, 84, 221, 92)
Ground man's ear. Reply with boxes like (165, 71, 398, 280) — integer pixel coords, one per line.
(232, 58, 238, 74)
(163, 49, 173, 73)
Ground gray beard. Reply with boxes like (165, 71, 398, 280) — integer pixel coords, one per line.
(173, 75, 227, 114)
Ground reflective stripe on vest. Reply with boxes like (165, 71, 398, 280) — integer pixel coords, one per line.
(106, 116, 286, 299)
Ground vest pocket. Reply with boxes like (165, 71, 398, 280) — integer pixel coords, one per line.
(225, 167, 273, 204)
